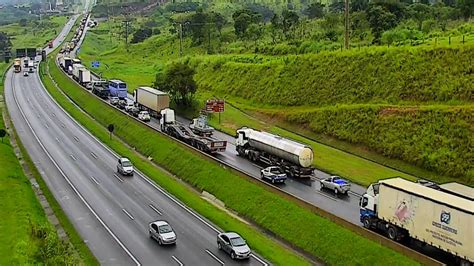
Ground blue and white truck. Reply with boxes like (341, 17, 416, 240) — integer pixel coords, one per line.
(108, 79, 128, 99)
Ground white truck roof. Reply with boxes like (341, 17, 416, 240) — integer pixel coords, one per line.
(440, 182, 474, 200)
(380, 178, 474, 214)
(138, 86, 167, 95)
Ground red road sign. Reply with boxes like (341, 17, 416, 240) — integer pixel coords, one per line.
(205, 99, 225, 113)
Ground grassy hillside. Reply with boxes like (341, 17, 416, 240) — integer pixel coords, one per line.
(0, 16, 67, 49)
(189, 47, 473, 106)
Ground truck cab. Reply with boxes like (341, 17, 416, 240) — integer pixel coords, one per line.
(359, 183, 380, 228)
(159, 108, 176, 131)
(236, 128, 251, 148)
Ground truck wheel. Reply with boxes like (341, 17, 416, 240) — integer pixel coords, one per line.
(362, 217, 371, 229)
(387, 226, 399, 241)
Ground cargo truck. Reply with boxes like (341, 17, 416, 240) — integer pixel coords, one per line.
(360, 177, 473, 265)
(235, 128, 314, 178)
(160, 108, 227, 154)
(92, 80, 110, 99)
(133, 87, 169, 118)
(13, 58, 21, 73)
(72, 64, 91, 85)
(61, 57, 73, 72)
(48, 40, 53, 48)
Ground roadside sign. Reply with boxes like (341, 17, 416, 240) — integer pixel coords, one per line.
(205, 99, 225, 113)
(92, 61, 100, 68)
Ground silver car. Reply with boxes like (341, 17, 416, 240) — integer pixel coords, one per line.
(217, 232, 251, 260)
(117, 157, 134, 176)
(149, 220, 177, 245)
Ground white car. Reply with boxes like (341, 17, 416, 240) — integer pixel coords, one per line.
(138, 111, 150, 122)
(23, 71, 29, 77)
(149, 220, 177, 245)
(117, 157, 134, 176)
(124, 101, 135, 112)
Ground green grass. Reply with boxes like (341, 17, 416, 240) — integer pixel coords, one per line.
(0, 16, 68, 49)
(44, 49, 419, 265)
(0, 63, 81, 264)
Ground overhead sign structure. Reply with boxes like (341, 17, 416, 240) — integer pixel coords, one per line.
(26, 48, 36, 58)
(16, 49, 26, 58)
(91, 61, 100, 68)
(205, 99, 225, 113)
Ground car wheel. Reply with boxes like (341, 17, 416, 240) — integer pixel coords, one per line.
(334, 188, 338, 195)
(158, 238, 162, 245)
(271, 179, 275, 184)
(217, 242, 222, 250)
(260, 173, 264, 179)
(230, 252, 236, 260)
(320, 183, 324, 189)
(149, 231, 153, 238)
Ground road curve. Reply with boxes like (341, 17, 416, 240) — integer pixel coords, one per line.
(5, 15, 267, 266)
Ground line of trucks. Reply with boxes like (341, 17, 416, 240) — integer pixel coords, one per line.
(60, 19, 472, 264)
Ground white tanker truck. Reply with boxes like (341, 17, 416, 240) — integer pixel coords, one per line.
(236, 127, 314, 178)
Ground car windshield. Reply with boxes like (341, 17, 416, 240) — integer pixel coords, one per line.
(270, 168, 283, 174)
(158, 224, 173, 234)
(122, 161, 132, 167)
(230, 236, 246, 247)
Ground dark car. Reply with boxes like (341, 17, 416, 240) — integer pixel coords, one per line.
(128, 106, 140, 117)
(217, 232, 251, 260)
(118, 99, 127, 109)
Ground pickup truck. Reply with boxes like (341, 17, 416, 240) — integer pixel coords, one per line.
(320, 176, 351, 195)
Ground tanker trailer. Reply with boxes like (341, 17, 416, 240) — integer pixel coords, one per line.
(236, 127, 314, 178)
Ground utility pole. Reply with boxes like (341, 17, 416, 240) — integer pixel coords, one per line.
(179, 23, 183, 57)
(122, 15, 131, 52)
(344, 0, 350, 49)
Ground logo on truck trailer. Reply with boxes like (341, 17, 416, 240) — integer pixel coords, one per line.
(440, 211, 451, 225)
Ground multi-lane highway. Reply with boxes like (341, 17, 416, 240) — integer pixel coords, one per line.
(5, 13, 267, 266)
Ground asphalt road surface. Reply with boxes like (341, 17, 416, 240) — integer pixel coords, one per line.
(5, 14, 267, 266)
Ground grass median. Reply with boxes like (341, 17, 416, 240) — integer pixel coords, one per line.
(43, 55, 418, 265)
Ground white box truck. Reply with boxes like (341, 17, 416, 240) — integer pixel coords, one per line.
(360, 177, 473, 265)
(134, 87, 169, 118)
(72, 64, 91, 85)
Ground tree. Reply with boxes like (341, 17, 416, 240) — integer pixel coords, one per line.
(351, 0, 369, 12)
(232, 9, 262, 39)
(408, 3, 432, 31)
(270, 14, 282, 43)
(366, 5, 397, 43)
(329, 1, 345, 13)
(457, 0, 474, 20)
(131, 27, 152, 43)
(247, 23, 264, 46)
(351, 11, 370, 41)
(210, 11, 226, 37)
(282, 9, 299, 39)
(155, 63, 197, 106)
(0, 32, 11, 52)
(304, 3, 325, 19)
(19, 19, 28, 27)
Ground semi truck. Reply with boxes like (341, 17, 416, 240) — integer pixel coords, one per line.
(360, 177, 473, 265)
(108, 79, 128, 99)
(91, 80, 109, 99)
(235, 128, 314, 178)
(160, 108, 227, 154)
(60, 57, 73, 72)
(72, 64, 91, 85)
(13, 58, 21, 73)
(133, 87, 169, 118)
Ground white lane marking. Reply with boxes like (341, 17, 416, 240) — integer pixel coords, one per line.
(10, 80, 141, 266)
(74, 136, 79, 142)
(171, 256, 184, 266)
(51, 113, 56, 117)
(90, 152, 98, 159)
(55, 137, 60, 143)
(114, 174, 124, 183)
(205, 249, 224, 265)
(348, 191, 362, 198)
(44, 123, 49, 129)
(122, 209, 134, 220)
(148, 204, 162, 215)
(61, 123, 66, 128)
(90, 176, 99, 185)
(43, 62, 272, 265)
(314, 190, 337, 201)
(70, 154, 77, 161)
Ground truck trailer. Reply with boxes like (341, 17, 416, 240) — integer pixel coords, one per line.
(134, 87, 169, 118)
(160, 108, 227, 154)
(235, 128, 314, 178)
(72, 64, 91, 85)
(360, 177, 473, 265)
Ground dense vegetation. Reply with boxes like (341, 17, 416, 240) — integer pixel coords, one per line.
(45, 56, 418, 265)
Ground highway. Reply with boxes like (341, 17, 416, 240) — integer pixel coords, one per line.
(61, 10, 452, 265)
(5, 12, 267, 266)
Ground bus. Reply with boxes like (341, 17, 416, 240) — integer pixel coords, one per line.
(108, 79, 128, 99)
